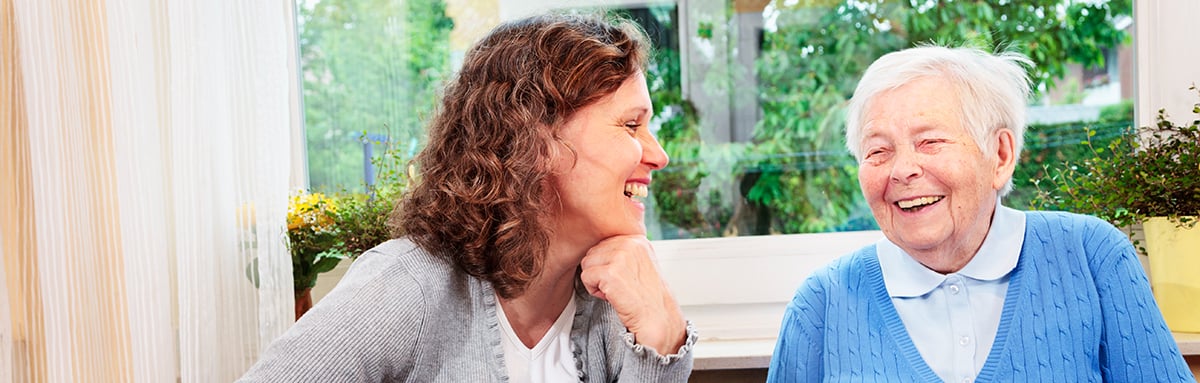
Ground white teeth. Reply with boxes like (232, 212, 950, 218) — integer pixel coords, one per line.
(897, 196, 942, 209)
(624, 183, 648, 199)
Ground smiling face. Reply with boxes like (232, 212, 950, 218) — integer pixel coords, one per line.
(856, 76, 1016, 272)
(550, 72, 669, 248)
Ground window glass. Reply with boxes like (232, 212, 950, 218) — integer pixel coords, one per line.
(297, 0, 453, 191)
(296, 0, 1133, 239)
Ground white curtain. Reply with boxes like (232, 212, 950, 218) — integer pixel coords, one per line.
(2, 0, 299, 381)
(0, 233, 10, 383)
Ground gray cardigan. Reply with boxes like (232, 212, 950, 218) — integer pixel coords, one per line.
(239, 238, 696, 382)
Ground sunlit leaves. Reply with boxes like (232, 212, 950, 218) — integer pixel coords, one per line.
(747, 0, 1129, 234)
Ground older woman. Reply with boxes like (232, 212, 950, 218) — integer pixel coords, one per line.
(241, 13, 695, 382)
(767, 45, 1193, 382)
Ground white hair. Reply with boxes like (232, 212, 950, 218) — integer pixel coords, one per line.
(844, 45, 1033, 195)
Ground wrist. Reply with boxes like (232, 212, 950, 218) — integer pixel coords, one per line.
(629, 312, 687, 354)
(623, 320, 697, 364)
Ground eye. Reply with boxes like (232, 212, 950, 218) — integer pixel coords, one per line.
(624, 121, 642, 134)
(862, 147, 889, 163)
(919, 138, 949, 152)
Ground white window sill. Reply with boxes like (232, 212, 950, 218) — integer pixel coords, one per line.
(693, 337, 776, 370)
(1177, 332, 1200, 356)
(690, 332, 1200, 370)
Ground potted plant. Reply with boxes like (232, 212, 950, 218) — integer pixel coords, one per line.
(286, 191, 348, 319)
(1031, 86, 1200, 333)
(331, 184, 400, 257)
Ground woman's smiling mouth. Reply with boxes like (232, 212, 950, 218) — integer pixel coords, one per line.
(624, 183, 648, 200)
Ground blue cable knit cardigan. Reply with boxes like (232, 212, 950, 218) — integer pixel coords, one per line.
(768, 211, 1194, 382)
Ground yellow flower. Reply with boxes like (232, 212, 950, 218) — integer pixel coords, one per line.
(287, 191, 339, 232)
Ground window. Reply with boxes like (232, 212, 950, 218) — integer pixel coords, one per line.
(296, 0, 452, 192)
(294, 0, 1134, 238)
(292, 0, 1135, 347)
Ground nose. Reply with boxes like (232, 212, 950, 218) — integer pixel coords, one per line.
(641, 132, 669, 171)
(889, 149, 921, 184)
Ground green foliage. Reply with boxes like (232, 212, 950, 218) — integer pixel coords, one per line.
(643, 24, 740, 238)
(331, 189, 398, 257)
(332, 131, 412, 256)
(299, 0, 453, 192)
(1009, 119, 1132, 210)
(1030, 87, 1200, 253)
(749, 1, 900, 233)
(903, 0, 1130, 92)
(653, 127, 743, 237)
(1098, 99, 1134, 122)
(739, 0, 1131, 235)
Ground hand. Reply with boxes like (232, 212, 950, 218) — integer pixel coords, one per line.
(580, 235, 686, 354)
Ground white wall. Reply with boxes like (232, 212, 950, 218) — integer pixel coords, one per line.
(1134, 1, 1200, 129)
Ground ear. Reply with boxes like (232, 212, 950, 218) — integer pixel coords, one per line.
(991, 128, 1017, 191)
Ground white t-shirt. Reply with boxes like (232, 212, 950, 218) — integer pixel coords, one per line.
(496, 294, 579, 383)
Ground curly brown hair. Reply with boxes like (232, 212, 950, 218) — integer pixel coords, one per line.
(391, 13, 651, 299)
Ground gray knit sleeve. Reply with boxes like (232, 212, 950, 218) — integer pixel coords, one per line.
(617, 321, 698, 382)
(238, 248, 425, 382)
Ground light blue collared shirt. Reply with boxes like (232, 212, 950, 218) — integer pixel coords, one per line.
(877, 200, 1025, 383)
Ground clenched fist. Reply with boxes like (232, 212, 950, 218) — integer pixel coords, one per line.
(580, 235, 687, 354)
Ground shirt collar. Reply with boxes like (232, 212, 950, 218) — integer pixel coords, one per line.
(878, 199, 1026, 298)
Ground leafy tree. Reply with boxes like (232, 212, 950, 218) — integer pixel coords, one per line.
(298, 0, 453, 192)
(741, 0, 1131, 235)
(903, 0, 1130, 92)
